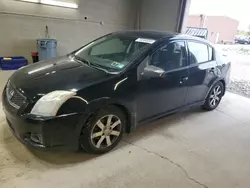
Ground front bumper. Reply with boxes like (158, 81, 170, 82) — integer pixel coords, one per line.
(2, 91, 84, 151)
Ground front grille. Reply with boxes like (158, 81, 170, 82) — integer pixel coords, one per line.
(6, 82, 26, 109)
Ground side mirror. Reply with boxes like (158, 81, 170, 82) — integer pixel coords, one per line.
(142, 65, 166, 78)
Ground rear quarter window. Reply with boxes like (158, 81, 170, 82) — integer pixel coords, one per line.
(208, 46, 214, 61)
(188, 41, 210, 64)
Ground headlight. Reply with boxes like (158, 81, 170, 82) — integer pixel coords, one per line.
(30, 90, 76, 116)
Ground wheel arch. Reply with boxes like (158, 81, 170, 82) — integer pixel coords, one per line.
(79, 101, 136, 135)
(219, 79, 226, 95)
(110, 103, 135, 133)
(206, 79, 226, 99)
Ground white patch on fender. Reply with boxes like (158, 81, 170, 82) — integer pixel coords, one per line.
(31, 90, 76, 116)
(135, 38, 156, 44)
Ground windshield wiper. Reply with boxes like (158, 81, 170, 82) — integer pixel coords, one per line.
(74, 55, 111, 73)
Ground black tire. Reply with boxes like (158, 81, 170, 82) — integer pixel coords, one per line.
(202, 81, 224, 111)
(79, 106, 126, 154)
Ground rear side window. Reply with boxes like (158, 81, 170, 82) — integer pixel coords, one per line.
(188, 41, 210, 64)
(208, 46, 213, 61)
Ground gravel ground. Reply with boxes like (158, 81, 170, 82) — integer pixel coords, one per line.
(228, 80, 250, 98)
(216, 44, 250, 98)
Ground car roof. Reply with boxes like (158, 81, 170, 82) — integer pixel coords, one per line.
(113, 30, 212, 45)
(114, 30, 176, 40)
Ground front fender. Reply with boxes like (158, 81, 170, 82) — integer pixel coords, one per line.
(84, 97, 137, 133)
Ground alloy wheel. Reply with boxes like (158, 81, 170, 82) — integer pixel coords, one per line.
(90, 115, 122, 149)
(209, 85, 222, 107)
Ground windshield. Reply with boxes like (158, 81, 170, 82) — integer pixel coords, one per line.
(74, 34, 156, 73)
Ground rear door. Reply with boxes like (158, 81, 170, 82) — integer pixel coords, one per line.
(185, 40, 218, 105)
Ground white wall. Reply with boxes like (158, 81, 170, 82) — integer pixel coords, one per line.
(0, 0, 135, 62)
(139, 0, 181, 32)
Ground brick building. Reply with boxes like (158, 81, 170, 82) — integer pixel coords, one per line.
(187, 15, 239, 43)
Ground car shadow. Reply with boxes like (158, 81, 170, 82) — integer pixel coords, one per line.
(30, 149, 96, 165)
(123, 107, 204, 143)
(1, 123, 97, 166)
(1, 107, 204, 166)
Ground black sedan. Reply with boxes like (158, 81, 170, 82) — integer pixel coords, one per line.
(2, 31, 231, 154)
(235, 37, 250, 44)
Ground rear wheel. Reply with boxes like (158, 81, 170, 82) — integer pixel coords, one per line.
(80, 106, 126, 154)
(202, 82, 224, 111)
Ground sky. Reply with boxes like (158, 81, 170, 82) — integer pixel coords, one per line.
(189, 0, 250, 30)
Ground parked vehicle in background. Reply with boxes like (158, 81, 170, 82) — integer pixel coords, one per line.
(235, 36, 250, 44)
(2, 31, 231, 154)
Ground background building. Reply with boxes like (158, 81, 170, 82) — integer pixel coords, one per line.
(187, 15, 239, 43)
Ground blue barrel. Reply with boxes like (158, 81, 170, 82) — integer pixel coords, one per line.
(37, 39, 57, 61)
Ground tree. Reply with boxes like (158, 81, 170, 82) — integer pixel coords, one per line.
(247, 25, 250, 36)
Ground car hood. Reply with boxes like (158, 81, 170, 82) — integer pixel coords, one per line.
(9, 56, 111, 99)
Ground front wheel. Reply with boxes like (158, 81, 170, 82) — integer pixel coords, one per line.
(79, 106, 126, 154)
(202, 82, 224, 111)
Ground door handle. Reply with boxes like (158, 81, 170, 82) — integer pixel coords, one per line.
(180, 76, 189, 84)
(181, 77, 189, 81)
(209, 67, 215, 73)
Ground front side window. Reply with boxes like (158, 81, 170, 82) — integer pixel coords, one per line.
(188, 41, 209, 64)
(75, 34, 155, 73)
(151, 41, 187, 71)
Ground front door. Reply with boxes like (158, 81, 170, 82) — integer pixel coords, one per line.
(137, 40, 189, 122)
